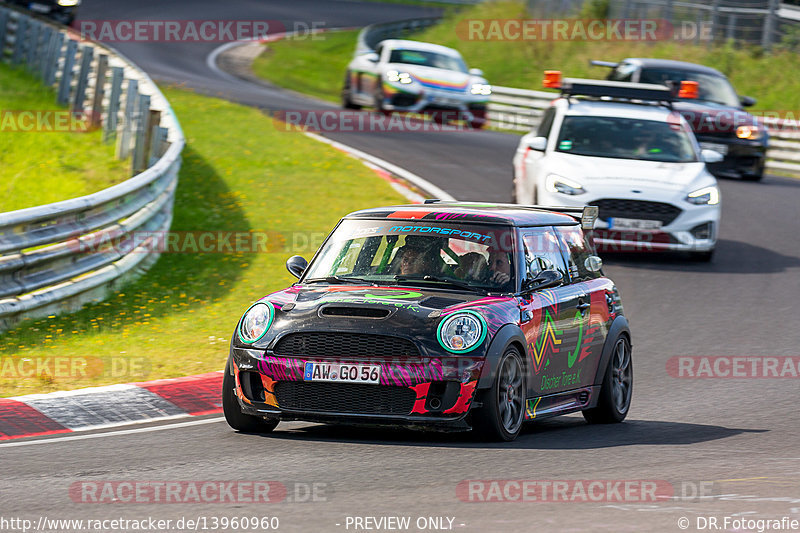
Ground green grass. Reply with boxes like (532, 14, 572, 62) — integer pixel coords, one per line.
(0, 87, 406, 397)
(0, 63, 130, 212)
(251, 0, 800, 113)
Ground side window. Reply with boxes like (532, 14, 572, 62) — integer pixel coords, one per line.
(375, 44, 384, 62)
(609, 62, 637, 82)
(536, 106, 556, 139)
(521, 228, 568, 281)
(555, 226, 602, 282)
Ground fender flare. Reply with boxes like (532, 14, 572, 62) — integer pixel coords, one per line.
(477, 323, 529, 389)
(592, 315, 632, 386)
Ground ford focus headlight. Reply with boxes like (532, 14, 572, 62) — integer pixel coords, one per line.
(437, 311, 487, 353)
(736, 125, 762, 140)
(545, 174, 586, 196)
(58, 0, 80, 6)
(386, 70, 413, 84)
(238, 302, 274, 343)
(686, 185, 720, 205)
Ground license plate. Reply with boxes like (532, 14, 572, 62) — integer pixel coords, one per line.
(303, 362, 381, 384)
(431, 96, 458, 106)
(608, 217, 663, 230)
(699, 142, 728, 155)
(28, 2, 51, 13)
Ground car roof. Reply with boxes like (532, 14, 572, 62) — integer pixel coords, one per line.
(344, 202, 579, 227)
(623, 58, 726, 78)
(378, 39, 463, 58)
(557, 98, 677, 122)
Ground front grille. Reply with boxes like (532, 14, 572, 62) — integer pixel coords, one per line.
(273, 332, 420, 358)
(274, 381, 416, 415)
(391, 93, 418, 107)
(591, 199, 682, 225)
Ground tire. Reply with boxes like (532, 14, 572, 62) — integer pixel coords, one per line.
(690, 250, 714, 262)
(469, 108, 487, 129)
(341, 72, 361, 110)
(374, 88, 390, 116)
(472, 348, 526, 441)
(222, 360, 279, 433)
(741, 170, 764, 182)
(583, 336, 632, 424)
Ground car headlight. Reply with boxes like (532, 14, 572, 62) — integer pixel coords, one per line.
(736, 125, 762, 140)
(545, 174, 586, 196)
(57, 0, 80, 6)
(470, 83, 492, 96)
(437, 311, 487, 353)
(238, 302, 274, 344)
(386, 70, 413, 84)
(685, 185, 720, 205)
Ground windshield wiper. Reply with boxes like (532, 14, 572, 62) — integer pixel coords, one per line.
(304, 276, 375, 285)
(393, 275, 487, 294)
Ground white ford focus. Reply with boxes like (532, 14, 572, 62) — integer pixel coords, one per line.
(513, 75, 722, 261)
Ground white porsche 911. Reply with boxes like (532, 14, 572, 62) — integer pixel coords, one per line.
(342, 39, 491, 128)
(513, 75, 723, 260)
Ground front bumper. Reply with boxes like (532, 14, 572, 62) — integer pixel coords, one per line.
(380, 81, 488, 122)
(698, 136, 767, 178)
(537, 189, 720, 253)
(230, 346, 485, 428)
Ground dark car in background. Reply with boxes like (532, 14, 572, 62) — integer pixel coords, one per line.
(1, 0, 79, 26)
(223, 202, 632, 442)
(593, 58, 768, 181)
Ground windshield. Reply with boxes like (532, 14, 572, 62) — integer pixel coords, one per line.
(302, 219, 517, 292)
(556, 115, 698, 162)
(388, 49, 468, 73)
(639, 68, 741, 107)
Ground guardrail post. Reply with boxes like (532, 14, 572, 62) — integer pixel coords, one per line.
(144, 109, 161, 165)
(132, 94, 151, 174)
(116, 78, 138, 159)
(0, 9, 9, 63)
(104, 66, 124, 143)
(43, 31, 64, 87)
(57, 39, 78, 106)
(35, 25, 53, 78)
(25, 20, 38, 69)
(149, 126, 169, 166)
(90, 54, 108, 129)
(72, 45, 94, 112)
(12, 15, 26, 65)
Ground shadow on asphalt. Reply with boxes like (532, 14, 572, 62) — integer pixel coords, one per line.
(601, 239, 800, 274)
(242, 417, 765, 450)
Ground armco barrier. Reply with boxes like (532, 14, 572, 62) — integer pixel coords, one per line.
(0, 6, 185, 331)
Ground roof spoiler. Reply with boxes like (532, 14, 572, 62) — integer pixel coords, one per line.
(590, 59, 619, 68)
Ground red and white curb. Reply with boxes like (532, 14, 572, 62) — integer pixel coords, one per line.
(0, 372, 223, 441)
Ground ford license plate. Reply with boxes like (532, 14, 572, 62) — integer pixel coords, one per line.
(608, 217, 663, 231)
(303, 362, 381, 384)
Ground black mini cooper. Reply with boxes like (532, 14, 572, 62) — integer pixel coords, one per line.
(223, 202, 632, 441)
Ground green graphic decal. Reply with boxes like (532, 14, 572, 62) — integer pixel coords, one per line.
(364, 290, 423, 300)
(567, 311, 585, 369)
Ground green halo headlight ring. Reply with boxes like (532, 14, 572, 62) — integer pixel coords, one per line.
(437, 310, 488, 354)
(238, 301, 275, 344)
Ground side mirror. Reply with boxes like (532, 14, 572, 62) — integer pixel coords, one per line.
(527, 136, 547, 151)
(364, 52, 379, 63)
(739, 95, 756, 107)
(469, 67, 484, 77)
(526, 269, 563, 291)
(700, 149, 724, 164)
(584, 255, 603, 272)
(286, 255, 308, 279)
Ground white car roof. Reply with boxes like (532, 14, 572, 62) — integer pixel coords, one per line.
(378, 39, 464, 58)
(556, 98, 679, 123)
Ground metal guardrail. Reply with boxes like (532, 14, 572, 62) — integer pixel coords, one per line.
(487, 86, 800, 178)
(0, 6, 185, 331)
(355, 17, 442, 56)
